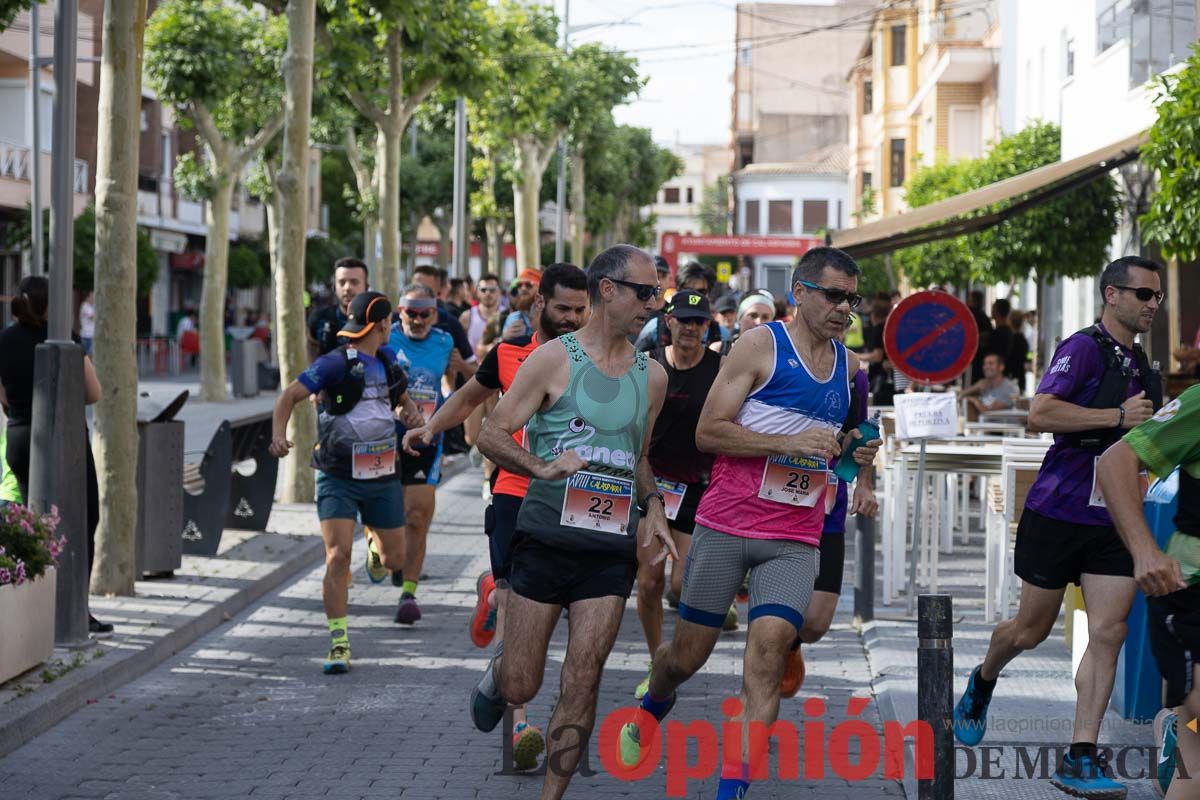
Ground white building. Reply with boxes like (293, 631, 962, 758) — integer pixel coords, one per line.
(732, 143, 849, 298)
(1007, 0, 1197, 365)
(648, 142, 731, 245)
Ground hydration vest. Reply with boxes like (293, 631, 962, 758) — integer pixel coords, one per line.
(1065, 325, 1163, 450)
(322, 345, 408, 415)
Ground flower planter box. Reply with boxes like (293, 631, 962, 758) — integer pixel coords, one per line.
(0, 567, 56, 685)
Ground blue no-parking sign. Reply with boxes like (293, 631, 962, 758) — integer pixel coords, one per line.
(883, 290, 978, 385)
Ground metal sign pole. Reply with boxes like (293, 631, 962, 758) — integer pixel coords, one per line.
(30, 0, 89, 647)
(29, 2, 44, 276)
(907, 436, 928, 617)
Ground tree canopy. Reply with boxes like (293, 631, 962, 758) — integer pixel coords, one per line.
(1140, 43, 1200, 262)
(895, 122, 1120, 288)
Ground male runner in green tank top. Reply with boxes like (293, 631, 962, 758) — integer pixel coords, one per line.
(470, 244, 675, 800)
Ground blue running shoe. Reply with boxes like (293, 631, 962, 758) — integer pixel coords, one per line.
(1153, 708, 1178, 797)
(1051, 752, 1127, 799)
(952, 666, 994, 747)
(470, 655, 506, 733)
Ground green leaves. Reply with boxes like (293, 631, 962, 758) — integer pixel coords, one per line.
(1141, 43, 1200, 262)
(895, 122, 1119, 288)
(145, 0, 285, 147)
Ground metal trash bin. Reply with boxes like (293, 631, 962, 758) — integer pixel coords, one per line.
(230, 338, 264, 398)
(135, 390, 188, 577)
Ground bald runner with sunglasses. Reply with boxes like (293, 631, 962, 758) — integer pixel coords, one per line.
(470, 245, 674, 800)
(618, 247, 880, 800)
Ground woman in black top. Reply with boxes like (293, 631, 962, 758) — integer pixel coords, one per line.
(0, 276, 109, 635)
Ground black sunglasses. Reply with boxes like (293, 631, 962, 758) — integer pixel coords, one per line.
(607, 278, 661, 302)
(798, 280, 863, 310)
(402, 308, 435, 319)
(1112, 285, 1164, 304)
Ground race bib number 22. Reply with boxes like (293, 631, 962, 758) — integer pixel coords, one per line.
(561, 471, 634, 534)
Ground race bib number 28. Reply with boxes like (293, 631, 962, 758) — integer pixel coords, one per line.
(561, 471, 634, 534)
(759, 455, 828, 508)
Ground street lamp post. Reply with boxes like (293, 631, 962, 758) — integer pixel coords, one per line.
(29, 0, 90, 647)
(554, 0, 570, 264)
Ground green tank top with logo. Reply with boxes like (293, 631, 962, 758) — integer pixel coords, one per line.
(517, 333, 651, 555)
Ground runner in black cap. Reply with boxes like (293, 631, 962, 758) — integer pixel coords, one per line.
(269, 291, 422, 674)
(634, 289, 728, 699)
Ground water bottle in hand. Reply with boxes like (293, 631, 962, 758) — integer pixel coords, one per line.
(834, 411, 882, 483)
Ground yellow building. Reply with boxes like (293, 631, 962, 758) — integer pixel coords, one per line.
(848, 0, 1000, 223)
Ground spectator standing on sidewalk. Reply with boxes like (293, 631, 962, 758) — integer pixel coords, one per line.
(0, 276, 111, 636)
(79, 291, 95, 356)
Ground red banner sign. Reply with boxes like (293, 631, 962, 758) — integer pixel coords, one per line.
(658, 233, 823, 268)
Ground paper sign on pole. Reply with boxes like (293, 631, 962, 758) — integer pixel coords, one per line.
(894, 392, 958, 440)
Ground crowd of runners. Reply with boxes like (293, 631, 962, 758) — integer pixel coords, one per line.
(261, 245, 1198, 800)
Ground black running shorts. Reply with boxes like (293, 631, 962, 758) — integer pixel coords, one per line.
(507, 533, 636, 607)
(1013, 508, 1134, 589)
(1148, 583, 1200, 708)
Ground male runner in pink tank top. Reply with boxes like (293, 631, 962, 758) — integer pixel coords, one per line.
(618, 247, 881, 800)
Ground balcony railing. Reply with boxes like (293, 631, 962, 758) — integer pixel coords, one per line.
(0, 139, 89, 194)
(930, 2, 996, 43)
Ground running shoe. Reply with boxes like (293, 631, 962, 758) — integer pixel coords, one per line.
(365, 531, 388, 584)
(618, 695, 676, 769)
(952, 666, 994, 747)
(1152, 708, 1178, 797)
(471, 656, 506, 733)
(1050, 752, 1127, 799)
(395, 593, 422, 624)
(780, 644, 805, 698)
(736, 573, 750, 603)
(723, 603, 739, 631)
(471, 571, 497, 648)
(88, 615, 114, 638)
(512, 721, 545, 772)
(634, 661, 653, 700)
(323, 642, 351, 674)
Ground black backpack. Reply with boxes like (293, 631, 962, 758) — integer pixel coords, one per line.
(1065, 325, 1162, 450)
(322, 345, 408, 415)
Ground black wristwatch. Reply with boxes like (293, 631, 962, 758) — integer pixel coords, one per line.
(641, 492, 666, 510)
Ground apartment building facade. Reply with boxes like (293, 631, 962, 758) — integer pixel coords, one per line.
(848, 0, 1000, 223)
(0, 2, 322, 336)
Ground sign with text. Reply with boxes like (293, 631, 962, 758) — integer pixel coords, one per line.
(894, 392, 958, 440)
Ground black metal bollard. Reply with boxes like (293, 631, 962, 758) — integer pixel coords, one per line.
(918, 594, 953, 800)
(854, 513, 876, 624)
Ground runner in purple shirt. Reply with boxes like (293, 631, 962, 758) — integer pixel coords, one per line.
(953, 256, 1165, 800)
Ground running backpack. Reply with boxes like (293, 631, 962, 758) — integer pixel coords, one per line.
(322, 345, 408, 415)
(1065, 325, 1162, 450)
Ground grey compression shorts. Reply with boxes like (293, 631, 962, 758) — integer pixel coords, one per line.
(678, 523, 819, 631)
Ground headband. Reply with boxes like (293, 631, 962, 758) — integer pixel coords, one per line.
(738, 292, 775, 319)
(398, 296, 438, 309)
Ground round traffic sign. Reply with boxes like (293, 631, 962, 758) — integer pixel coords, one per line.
(883, 290, 979, 385)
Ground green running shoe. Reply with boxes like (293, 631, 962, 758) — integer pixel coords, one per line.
(323, 642, 351, 674)
(618, 695, 676, 769)
(723, 603, 739, 631)
(512, 721, 545, 772)
(364, 531, 388, 584)
(634, 661, 653, 700)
